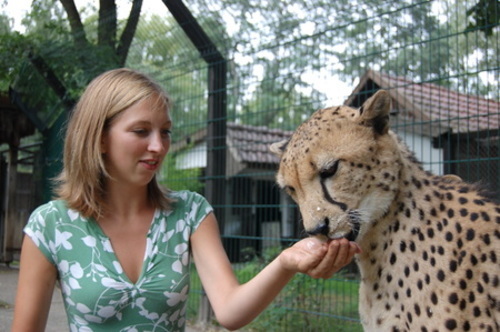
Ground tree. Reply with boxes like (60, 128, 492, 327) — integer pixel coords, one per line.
(0, 0, 149, 200)
(127, 13, 209, 137)
(0, 15, 28, 91)
(58, 0, 142, 66)
(466, 0, 499, 36)
(0, 0, 143, 129)
(187, 0, 498, 114)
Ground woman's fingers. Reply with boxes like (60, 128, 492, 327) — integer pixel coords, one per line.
(334, 239, 361, 267)
(307, 240, 341, 278)
(306, 238, 361, 279)
(279, 237, 361, 279)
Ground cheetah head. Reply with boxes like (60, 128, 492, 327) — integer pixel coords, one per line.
(270, 90, 401, 241)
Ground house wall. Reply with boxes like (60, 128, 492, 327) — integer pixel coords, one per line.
(175, 141, 207, 169)
(398, 131, 443, 176)
(1, 171, 35, 262)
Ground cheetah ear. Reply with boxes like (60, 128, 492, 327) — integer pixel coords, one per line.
(358, 90, 391, 136)
(270, 139, 289, 157)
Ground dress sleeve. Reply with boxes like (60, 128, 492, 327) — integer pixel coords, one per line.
(186, 192, 214, 232)
(23, 201, 59, 265)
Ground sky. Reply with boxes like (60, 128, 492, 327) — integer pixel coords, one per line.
(1, 0, 31, 31)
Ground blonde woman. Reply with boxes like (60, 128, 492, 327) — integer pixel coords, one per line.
(12, 68, 360, 331)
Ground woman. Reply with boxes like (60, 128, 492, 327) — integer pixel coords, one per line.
(12, 68, 361, 331)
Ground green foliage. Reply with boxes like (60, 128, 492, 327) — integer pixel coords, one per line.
(0, 28, 28, 91)
(160, 152, 204, 194)
(466, 0, 500, 36)
(3, 0, 497, 134)
(238, 65, 323, 129)
(237, 246, 361, 331)
(126, 13, 212, 139)
(190, 0, 498, 105)
(0, 0, 122, 132)
(187, 246, 362, 331)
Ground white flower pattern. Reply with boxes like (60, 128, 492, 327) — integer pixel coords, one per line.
(24, 191, 212, 332)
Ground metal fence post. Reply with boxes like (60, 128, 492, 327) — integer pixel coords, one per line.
(161, 0, 227, 325)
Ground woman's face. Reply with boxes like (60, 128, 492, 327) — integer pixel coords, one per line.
(102, 97, 171, 188)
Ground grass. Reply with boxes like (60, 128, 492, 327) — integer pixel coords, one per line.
(187, 246, 362, 331)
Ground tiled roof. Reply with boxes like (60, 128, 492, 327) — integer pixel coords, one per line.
(170, 122, 292, 165)
(173, 70, 498, 168)
(227, 122, 292, 164)
(345, 70, 500, 135)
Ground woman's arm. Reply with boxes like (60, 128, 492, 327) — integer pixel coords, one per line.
(191, 213, 360, 330)
(11, 236, 58, 332)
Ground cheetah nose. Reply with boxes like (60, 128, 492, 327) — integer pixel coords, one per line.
(307, 218, 330, 236)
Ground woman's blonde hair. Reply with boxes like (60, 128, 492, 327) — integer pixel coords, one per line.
(54, 68, 174, 219)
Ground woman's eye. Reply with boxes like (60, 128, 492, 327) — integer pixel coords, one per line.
(133, 129, 148, 135)
(161, 129, 172, 137)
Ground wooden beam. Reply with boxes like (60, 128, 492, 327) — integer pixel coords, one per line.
(2, 147, 18, 263)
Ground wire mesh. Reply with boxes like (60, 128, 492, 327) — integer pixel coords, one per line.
(4, 0, 498, 330)
(152, 1, 498, 330)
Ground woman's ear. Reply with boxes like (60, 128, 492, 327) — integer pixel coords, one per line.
(101, 134, 107, 154)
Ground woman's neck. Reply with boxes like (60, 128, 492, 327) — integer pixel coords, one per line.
(101, 181, 152, 221)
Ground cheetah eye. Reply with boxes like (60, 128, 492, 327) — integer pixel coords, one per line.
(319, 160, 340, 179)
(284, 186, 296, 196)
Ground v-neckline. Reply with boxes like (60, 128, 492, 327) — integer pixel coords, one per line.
(89, 210, 157, 285)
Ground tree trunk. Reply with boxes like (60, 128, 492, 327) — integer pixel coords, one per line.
(117, 0, 143, 66)
(59, 0, 89, 49)
(98, 0, 117, 48)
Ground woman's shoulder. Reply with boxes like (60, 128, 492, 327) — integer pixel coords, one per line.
(29, 199, 83, 223)
(163, 190, 212, 215)
(26, 200, 76, 238)
(30, 199, 67, 215)
(161, 191, 213, 227)
(168, 190, 207, 204)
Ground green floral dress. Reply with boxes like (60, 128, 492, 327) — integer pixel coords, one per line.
(24, 191, 213, 332)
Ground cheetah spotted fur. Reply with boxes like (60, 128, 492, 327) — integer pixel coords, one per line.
(270, 90, 500, 332)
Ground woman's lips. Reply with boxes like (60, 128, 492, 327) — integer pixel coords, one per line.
(140, 159, 159, 170)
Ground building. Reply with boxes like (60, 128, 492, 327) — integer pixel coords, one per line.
(346, 70, 499, 187)
(164, 70, 500, 260)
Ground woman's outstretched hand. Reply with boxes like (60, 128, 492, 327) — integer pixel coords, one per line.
(279, 237, 361, 279)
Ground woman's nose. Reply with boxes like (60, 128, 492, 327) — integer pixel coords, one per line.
(148, 132, 167, 152)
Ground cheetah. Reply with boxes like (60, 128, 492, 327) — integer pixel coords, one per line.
(270, 90, 500, 332)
